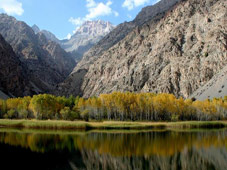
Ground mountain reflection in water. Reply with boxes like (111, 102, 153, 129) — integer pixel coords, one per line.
(0, 129, 226, 170)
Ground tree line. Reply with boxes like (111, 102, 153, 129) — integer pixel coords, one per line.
(0, 92, 226, 121)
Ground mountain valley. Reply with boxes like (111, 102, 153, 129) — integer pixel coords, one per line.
(0, 0, 226, 100)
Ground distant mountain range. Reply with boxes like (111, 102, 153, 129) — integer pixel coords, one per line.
(0, 0, 226, 100)
(32, 20, 115, 62)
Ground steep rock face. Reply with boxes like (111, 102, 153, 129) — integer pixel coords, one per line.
(60, 20, 115, 62)
(82, 0, 227, 98)
(56, 0, 182, 96)
(57, 0, 227, 98)
(0, 14, 76, 92)
(75, 0, 181, 71)
(0, 34, 32, 97)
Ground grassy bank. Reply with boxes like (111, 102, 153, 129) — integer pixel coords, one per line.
(0, 119, 226, 130)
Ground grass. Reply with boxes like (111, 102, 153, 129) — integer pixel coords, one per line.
(0, 119, 226, 130)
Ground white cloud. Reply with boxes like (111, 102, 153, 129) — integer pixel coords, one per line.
(85, 1, 113, 20)
(86, 0, 96, 8)
(69, 0, 118, 26)
(69, 17, 84, 26)
(122, 0, 150, 10)
(0, 0, 24, 16)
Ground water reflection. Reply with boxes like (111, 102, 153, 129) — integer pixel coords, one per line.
(0, 129, 226, 170)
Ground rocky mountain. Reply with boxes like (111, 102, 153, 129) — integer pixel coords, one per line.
(0, 14, 76, 93)
(32, 20, 115, 62)
(61, 20, 115, 62)
(32, 24, 60, 43)
(40, 30, 60, 44)
(56, 0, 227, 98)
(0, 34, 33, 97)
(74, 0, 181, 71)
(32, 24, 40, 34)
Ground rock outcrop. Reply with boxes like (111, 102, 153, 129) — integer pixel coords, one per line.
(56, 0, 227, 98)
(0, 14, 76, 93)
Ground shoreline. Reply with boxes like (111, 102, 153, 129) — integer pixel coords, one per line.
(0, 119, 226, 130)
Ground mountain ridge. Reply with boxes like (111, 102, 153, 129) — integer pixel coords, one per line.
(32, 20, 115, 62)
(55, 0, 227, 99)
(73, 0, 181, 72)
(32, 24, 60, 43)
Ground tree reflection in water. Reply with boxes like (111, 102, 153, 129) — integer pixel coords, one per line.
(0, 129, 226, 170)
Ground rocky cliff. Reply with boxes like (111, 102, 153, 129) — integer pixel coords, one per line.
(0, 14, 76, 93)
(61, 20, 115, 62)
(56, 0, 227, 98)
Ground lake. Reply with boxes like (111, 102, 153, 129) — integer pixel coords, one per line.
(0, 128, 226, 170)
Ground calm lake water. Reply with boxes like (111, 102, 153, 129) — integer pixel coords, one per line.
(0, 128, 226, 170)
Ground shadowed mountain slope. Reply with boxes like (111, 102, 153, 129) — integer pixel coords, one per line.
(0, 14, 76, 93)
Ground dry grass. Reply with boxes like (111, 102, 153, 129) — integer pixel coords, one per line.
(0, 119, 226, 130)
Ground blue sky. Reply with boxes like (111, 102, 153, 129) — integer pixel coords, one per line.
(0, 0, 159, 39)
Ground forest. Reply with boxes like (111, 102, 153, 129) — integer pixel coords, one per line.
(0, 92, 226, 121)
